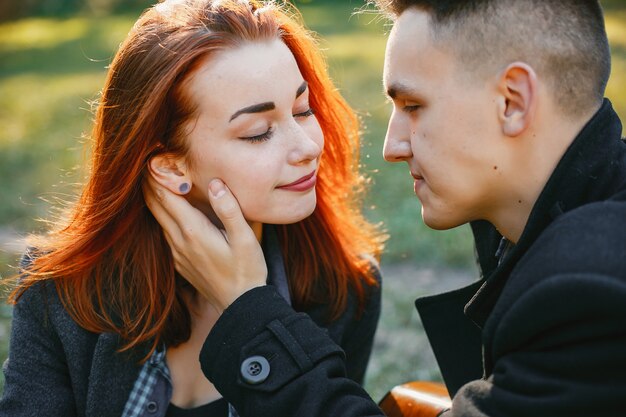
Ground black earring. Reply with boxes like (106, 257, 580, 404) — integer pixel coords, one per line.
(179, 182, 190, 194)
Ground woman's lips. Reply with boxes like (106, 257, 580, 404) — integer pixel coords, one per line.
(277, 170, 317, 192)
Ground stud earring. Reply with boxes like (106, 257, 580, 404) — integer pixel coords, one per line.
(179, 182, 191, 194)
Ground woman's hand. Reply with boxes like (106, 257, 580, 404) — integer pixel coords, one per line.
(143, 175, 267, 314)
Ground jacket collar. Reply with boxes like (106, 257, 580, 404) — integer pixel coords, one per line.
(85, 333, 143, 416)
(465, 99, 626, 326)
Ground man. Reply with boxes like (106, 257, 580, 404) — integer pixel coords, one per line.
(146, 0, 626, 415)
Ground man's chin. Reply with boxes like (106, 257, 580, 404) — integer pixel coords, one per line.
(421, 209, 463, 231)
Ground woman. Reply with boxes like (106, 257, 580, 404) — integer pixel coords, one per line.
(0, 1, 385, 416)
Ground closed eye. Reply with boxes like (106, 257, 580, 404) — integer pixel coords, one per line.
(403, 104, 421, 113)
(240, 127, 274, 143)
(294, 108, 315, 118)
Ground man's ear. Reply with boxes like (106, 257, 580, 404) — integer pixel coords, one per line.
(148, 153, 192, 195)
(496, 62, 537, 137)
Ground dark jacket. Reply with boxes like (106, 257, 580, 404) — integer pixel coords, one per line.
(195, 99, 626, 417)
(0, 229, 382, 417)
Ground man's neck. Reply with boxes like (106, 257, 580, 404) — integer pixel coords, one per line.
(491, 104, 600, 244)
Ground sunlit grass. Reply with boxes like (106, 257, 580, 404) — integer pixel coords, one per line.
(605, 5, 626, 120)
(0, 72, 101, 229)
(607, 14, 626, 47)
(1, 1, 625, 264)
(0, 11, 136, 230)
(0, 18, 90, 51)
(607, 56, 626, 118)
(0, 73, 100, 145)
(0, 13, 135, 51)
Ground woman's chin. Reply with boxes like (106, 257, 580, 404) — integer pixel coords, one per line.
(250, 203, 317, 225)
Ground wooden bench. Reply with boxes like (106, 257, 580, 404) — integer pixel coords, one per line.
(379, 381, 451, 417)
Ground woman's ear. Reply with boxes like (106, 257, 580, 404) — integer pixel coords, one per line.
(496, 62, 537, 137)
(148, 153, 192, 195)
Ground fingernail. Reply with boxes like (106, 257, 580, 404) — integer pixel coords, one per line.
(209, 179, 226, 198)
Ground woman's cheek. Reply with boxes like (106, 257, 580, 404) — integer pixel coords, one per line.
(229, 184, 261, 217)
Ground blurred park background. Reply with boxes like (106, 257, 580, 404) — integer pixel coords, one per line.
(1, 0, 625, 401)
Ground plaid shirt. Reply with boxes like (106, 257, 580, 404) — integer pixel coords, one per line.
(121, 347, 238, 417)
(121, 348, 171, 417)
(121, 225, 288, 417)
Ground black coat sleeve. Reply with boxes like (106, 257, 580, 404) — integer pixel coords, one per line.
(444, 272, 626, 417)
(200, 286, 385, 417)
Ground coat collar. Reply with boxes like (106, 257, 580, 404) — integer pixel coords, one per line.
(85, 333, 143, 416)
(465, 99, 626, 326)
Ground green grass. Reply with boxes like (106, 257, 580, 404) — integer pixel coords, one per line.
(2, 1, 625, 265)
(1, 0, 625, 399)
(0, 251, 15, 395)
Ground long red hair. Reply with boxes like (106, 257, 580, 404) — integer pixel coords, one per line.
(11, 0, 385, 359)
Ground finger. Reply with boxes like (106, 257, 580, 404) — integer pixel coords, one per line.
(143, 175, 224, 251)
(208, 179, 257, 246)
(147, 175, 215, 239)
(142, 176, 183, 242)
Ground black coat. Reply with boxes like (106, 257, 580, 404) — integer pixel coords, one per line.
(198, 99, 626, 417)
(421, 99, 626, 416)
(0, 237, 381, 417)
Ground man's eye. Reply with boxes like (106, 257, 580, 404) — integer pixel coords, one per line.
(403, 102, 421, 113)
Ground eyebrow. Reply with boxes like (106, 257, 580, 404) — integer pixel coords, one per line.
(229, 102, 275, 122)
(385, 82, 418, 100)
(229, 81, 308, 122)
(295, 81, 308, 98)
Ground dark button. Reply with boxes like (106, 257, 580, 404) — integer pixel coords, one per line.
(240, 355, 270, 384)
(146, 401, 158, 413)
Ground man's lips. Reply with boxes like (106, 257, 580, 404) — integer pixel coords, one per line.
(277, 170, 317, 191)
(412, 172, 424, 195)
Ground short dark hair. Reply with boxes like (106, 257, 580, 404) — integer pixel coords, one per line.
(374, 0, 611, 118)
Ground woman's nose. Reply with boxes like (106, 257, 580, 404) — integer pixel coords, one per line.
(287, 122, 323, 165)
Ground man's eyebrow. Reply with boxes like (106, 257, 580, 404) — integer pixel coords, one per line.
(229, 102, 275, 122)
(296, 81, 308, 98)
(385, 82, 417, 100)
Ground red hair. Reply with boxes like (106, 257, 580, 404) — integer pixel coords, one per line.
(11, 0, 385, 359)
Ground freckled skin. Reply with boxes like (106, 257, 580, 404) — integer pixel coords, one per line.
(183, 40, 325, 227)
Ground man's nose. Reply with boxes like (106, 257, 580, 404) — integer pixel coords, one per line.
(383, 110, 412, 163)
